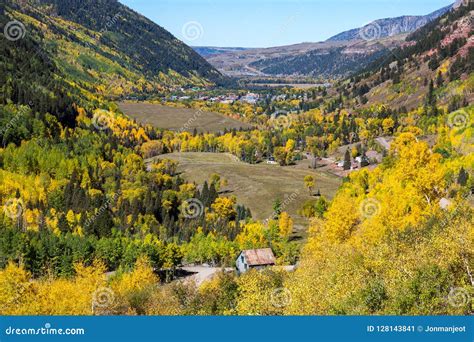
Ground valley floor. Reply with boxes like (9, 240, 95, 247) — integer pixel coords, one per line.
(149, 152, 342, 239)
(119, 102, 252, 133)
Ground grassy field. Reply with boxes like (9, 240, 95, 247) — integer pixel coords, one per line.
(118, 102, 252, 133)
(149, 152, 342, 239)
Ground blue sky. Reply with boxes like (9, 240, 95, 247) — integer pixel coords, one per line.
(120, 0, 454, 48)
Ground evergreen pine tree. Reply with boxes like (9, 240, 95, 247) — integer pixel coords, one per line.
(343, 148, 351, 170)
(457, 167, 468, 186)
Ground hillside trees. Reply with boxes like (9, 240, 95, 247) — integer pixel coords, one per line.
(284, 133, 473, 315)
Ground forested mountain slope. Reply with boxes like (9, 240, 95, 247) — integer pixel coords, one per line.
(249, 44, 390, 78)
(3, 0, 225, 99)
(344, 3, 473, 110)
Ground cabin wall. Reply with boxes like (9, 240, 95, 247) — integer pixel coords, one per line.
(236, 253, 248, 274)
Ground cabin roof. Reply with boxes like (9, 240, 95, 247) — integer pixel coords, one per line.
(240, 248, 276, 266)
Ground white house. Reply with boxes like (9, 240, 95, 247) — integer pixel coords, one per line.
(236, 248, 276, 274)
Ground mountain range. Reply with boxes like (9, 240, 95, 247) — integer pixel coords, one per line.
(196, 3, 457, 79)
(327, 5, 452, 42)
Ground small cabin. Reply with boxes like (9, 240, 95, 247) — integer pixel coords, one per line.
(236, 248, 276, 274)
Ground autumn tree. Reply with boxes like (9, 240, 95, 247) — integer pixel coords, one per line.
(304, 175, 315, 195)
(278, 212, 293, 238)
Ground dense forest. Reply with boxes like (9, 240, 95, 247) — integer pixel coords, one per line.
(250, 47, 389, 78)
(0, 0, 472, 316)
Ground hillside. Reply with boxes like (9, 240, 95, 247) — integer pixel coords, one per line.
(0, 4, 83, 128)
(327, 5, 452, 42)
(346, 3, 473, 109)
(248, 42, 391, 78)
(3, 0, 225, 99)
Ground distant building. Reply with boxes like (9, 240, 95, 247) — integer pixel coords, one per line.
(236, 248, 276, 274)
(240, 92, 259, 104)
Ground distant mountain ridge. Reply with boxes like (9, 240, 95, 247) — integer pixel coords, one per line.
(199, 3, 457, 79)
(327, 5, 453, 42)
(193, 46, 249, 57)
